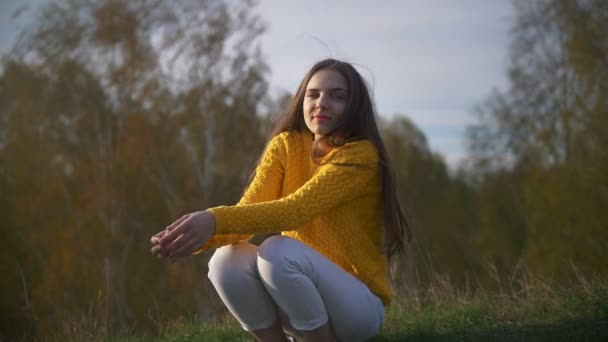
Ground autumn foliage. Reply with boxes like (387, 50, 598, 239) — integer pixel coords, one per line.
(0, 0, 606, 339)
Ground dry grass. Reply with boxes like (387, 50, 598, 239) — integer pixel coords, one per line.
(376, 262, 608, 341)
(31, 263, 608, 341)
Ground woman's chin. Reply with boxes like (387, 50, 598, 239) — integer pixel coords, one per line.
(308, 126, 334, 137)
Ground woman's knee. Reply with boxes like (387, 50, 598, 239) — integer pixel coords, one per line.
(257, 236, 299, 265)
(257, 236, 306, 281)
(207, 242, 257, 285)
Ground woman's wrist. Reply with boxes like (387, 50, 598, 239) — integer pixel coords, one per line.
(202, 210, 216, 235)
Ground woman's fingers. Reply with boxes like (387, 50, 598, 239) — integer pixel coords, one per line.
(151, 244, 162, 255)
(151, 214, 189, 247)
(150, 230, 166, 245)
(160, 231, 191, 255)
(151, 211, 212, 261)
(160, 215, 193, 247)
(169, 235, 200, 258)
(165, 214, 190, 232)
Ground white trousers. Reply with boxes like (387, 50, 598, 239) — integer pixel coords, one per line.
(208, 236, 384, 342)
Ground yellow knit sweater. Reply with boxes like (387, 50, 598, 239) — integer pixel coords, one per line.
(200, 130, 392, 305)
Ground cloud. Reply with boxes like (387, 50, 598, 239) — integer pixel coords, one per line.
(1, 0, 513, 169)
(257, 0, 513, 168)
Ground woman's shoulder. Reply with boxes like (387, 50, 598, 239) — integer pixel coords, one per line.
(269, 130, 310, 148)
(324, 139, 379, 165)
(344, 139, 376, 152)
(269, 130, 297, 141)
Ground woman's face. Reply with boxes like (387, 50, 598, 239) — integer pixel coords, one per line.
(303, 68, 348, 140)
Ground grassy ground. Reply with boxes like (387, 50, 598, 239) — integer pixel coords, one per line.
(61, 271, 608, 341)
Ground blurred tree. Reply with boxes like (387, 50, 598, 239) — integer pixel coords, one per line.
(467, 0, 608, 281)
(381, 116, 480, 292)
(1, 0, 269, 338)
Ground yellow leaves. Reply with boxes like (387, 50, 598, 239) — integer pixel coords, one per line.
(1, 0, 273, 335)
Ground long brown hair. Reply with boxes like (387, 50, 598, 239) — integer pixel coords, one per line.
(266, 58, 412, 258)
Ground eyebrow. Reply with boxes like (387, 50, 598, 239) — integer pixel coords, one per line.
(306, 88, 347, 92)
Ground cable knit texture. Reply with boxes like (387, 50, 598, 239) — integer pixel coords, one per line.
(199, 130, 392, 305)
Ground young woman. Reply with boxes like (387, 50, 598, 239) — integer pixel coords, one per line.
(151, 59, 411, 342)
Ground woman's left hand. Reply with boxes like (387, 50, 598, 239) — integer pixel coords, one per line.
(154, 210, 216, 258)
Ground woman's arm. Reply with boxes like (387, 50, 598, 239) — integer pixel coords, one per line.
(154, 140, 378, 258)
(192, 134, 287, 252)
(210, 141, 379, 236)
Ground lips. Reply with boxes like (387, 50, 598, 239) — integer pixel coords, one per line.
(312, 114, 331, 121)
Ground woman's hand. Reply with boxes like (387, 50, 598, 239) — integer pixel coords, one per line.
(150, 210, 216, 259)
(150, 229, 172, 260)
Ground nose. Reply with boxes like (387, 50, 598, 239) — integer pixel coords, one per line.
(316, 92, 328, 108)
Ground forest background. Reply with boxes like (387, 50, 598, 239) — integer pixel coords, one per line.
(0, 0, 606, 339)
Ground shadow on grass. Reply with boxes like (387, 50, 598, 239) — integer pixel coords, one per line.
(371, 319, 608, 342)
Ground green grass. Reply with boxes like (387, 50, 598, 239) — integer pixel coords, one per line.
(370, 272, 608, 341)
(372, 292, 608, 341)
(56, 271, 608, 341)
(104, 277, 608, 342)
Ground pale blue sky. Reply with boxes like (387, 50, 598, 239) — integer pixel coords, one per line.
(1, 0, 514, 168)
(256, 0, 514, 167)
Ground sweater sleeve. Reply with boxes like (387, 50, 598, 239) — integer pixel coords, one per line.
(236, 133, 286, 205)
(193, 134, 286, 253)
(209, 141, 379, 235)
